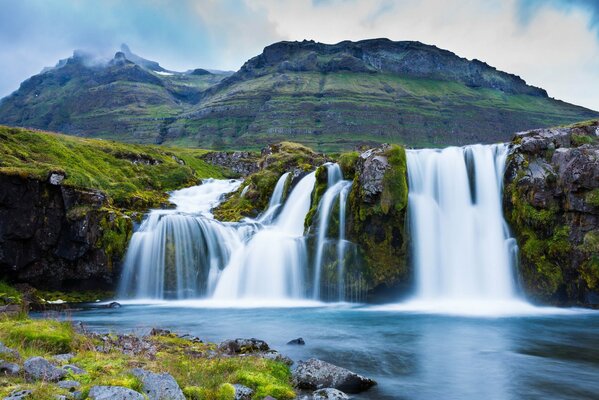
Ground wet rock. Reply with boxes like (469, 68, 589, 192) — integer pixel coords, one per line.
(58, 380, 81, 391)
(23, 356, 66, 381)
(312, 388, 350, 399)
(52, 353, 75, 363)
(287, 338, 305, 345)
(232, 384, 254, 400)
(357, 144, 391, 203)
(293, 358, 376, 393)
(218, 338, 270, 355)
(105, 302, 121, 309)
(63, 364, 86, 375)
(131, 368, 185, 400)
(150, 328, 172, 336)
(0, 360, 20, 376)
(88, 386, 144, 400)
(3, 389, 32, 400)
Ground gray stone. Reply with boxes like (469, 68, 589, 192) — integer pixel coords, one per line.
(3, 389, 32, 400)
(232, 384, 254, 400)
(293, 358, 376, 394)
(218, 338, 270, 355)
(88, 386, 144, 400)
(53, 353, 75, 363)
(49, 172, 65, 185)
(0, 342, 19, 358)
(72, 391, 83, 400)
(62, 364, 86, 375)
(58, 380, 81, 391)
(287, 338, 305, 345)
(23, 356, 66, 381)
(357, 145, 391, 203)
(131, 368, 185, 400)
(0, 360, 20, 376)
(312, 388, 350, 399)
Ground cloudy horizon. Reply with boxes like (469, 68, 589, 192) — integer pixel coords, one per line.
(1, 0, 599, 110)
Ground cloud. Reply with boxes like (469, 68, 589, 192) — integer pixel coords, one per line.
(1, 0, 599, 111)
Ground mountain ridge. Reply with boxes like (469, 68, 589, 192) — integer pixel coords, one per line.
(0, 39, 597, 151)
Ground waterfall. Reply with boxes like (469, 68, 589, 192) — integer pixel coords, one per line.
(312, 163, 353, 300)
(406, 144, 518, 303)
(117, 179, 244, 299)
(212, 172, 316, 300)
(259, 172, 290, 224)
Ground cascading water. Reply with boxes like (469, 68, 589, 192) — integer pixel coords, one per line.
(118, 179, 244, 299)
(212, 172, 316, 300)
(405, 144, 523, 312)
(312, 163, 353, 301)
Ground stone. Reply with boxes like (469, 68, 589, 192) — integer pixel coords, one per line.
(58, 380, 81, 391)
(52, 353, 75, 363)
(49, 172, 65, 185)
(3, 389, 32, 400)
(0, 360, 20, 376)
(23, 356, 66, 381)
(293, 358, 376, 394)
(218, 338, 270, 355)
(312, 388, 350, 399)
(131, 368, 185, 400)
(0, 342, 19, 358)
(287, 338, 305, 345)
(63, 364, 86, 375)
(357, 145, 391, 203)
(88, 386, 145, 400)
(232, 384, 254, 400)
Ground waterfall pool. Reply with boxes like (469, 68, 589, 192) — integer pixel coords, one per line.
(38, 303, 599, 400)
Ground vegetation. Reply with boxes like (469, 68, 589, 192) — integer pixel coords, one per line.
(0, 316, 295, 400)
(0, 126, 225, 210)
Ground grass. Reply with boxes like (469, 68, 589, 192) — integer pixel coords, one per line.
(0, 126, 225, 209)
(0, 281, 22, 306)
(0, 316, 296, 400)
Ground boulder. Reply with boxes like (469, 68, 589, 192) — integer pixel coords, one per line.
(287, 338, 305, 345)
(0, 342, 19, 358)
(58, 380, 81, 391)
(23, 356, 66, 381)
(88, 386, 145, 400)
(312, 388, 350, 399)
(131, 368, 185, 400)
(357, 145, 391, 203)
(3, 390, 32, 400)
(218, 338, 270, 355)
(232, 384, 254, 400)
(293, 358, 376, 394)
(0, 360, 20, 376)
(52, 353, 75, 363)
(63, 364, 86, 375)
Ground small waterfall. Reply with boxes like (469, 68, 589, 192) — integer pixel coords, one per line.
(212, 172, 316, 300)
(406, 144, 518, 303)
(118, 179, 243, 299)
(259, 172, 290, 224)
(312, 163, 353, 300)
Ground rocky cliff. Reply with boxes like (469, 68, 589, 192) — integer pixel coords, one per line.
(504, 121, 599, 305)
(0, 174, 132, 289)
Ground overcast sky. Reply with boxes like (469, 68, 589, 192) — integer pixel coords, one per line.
(1, 0, 598, 110)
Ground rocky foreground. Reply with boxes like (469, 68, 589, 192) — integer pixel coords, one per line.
(0, 317, 375, 400)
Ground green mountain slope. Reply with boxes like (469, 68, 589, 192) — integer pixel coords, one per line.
(1, 40, 597, 151)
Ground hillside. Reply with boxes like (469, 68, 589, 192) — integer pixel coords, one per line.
(1, 40, 597, 151)
(0, 125, 225, 209)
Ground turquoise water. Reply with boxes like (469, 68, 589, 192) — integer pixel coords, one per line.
(42, 303, 599, 400)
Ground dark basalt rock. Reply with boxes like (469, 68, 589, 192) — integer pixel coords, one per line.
(0, 174, 132, 290)
(287, 337, 305, 345)
(504, 121, 599, 305)
(292, 358, 376, 394)
(218, 338, 270, 355)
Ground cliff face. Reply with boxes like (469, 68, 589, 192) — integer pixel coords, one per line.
(503, 121, 599, 305)
(0, 174, 132, 290)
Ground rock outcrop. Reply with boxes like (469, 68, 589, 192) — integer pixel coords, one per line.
(0, 174, 133, 289)
(292, 358, 376, 393)
(201, 151, 260, 176)
(504, 121, 599, 305)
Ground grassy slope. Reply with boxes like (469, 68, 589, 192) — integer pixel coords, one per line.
(176, 72, 599, 151)
(0, 125, 225, 208)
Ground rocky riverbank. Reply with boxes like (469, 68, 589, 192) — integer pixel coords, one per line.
(0, 316, 375, 400)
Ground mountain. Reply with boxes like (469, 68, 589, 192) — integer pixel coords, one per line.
(1, 39, 597, 151)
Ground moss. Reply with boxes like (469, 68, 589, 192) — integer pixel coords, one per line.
(380, 146, 408, 214)
(35, 289, 115, 303)
(0, 281, 22, 306)
(97, 210, 134, 269)
(337, 151, 359, 177)
(586, 189, 599, 208)
(0, 319, 78, 354)
(571, 133, 596, 147)
(304, 165, 330, 230)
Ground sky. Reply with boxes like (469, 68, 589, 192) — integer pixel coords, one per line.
(1, 0, 599, 110)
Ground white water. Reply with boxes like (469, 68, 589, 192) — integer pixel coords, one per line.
(259, 172, 290, 224)
(212, 172, 316, 300)
(312, 163, 353, 300)
(405, 144, 524, 312)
